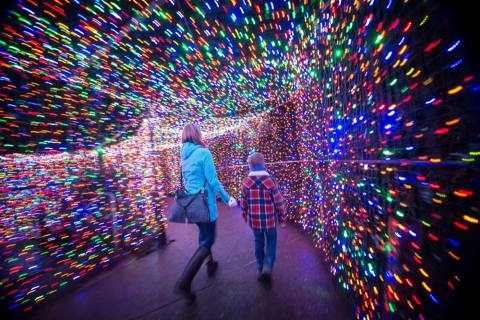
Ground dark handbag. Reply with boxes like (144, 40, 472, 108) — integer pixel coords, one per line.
(169, 168, 210, 224)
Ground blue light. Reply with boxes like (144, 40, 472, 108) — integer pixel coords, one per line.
(448, 238, 460, 247)
(430, 293, 440, 304)
(450, 59, 463, 68)
(447, 40, 461, 52)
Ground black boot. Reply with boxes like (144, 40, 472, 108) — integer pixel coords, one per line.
(206, 252, 218, 277)
(175, 246, 210, 302)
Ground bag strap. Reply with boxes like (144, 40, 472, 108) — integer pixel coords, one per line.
(178, 192, 200, 209)
(180, 168, 207, 194)
(180, 163, 184, 189)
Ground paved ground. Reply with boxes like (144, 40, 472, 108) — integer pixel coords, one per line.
(32, 202, 352, 320)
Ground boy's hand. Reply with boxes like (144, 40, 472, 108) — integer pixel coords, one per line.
(227, 196, 238, 207)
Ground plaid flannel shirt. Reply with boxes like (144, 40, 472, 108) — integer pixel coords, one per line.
(240, 171, 286, 231)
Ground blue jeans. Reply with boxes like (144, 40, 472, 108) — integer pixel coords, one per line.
(197, 221, 216, 249)
(253, 228, 277, 271)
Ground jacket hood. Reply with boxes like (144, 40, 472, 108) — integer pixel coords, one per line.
(181, 142, 202, 160)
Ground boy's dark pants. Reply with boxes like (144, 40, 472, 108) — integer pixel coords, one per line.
(253, 228, 277, 271)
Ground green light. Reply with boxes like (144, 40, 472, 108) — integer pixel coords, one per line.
(388, 302, 395, 313)
(421, 220, 431, 227)
(389, 78, 398, 86)
(334, 48, 343, 58)
(420, 15, 429, 26)
(382, 149, 394, 156)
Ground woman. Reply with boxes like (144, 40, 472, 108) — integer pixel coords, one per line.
(175, 123, 237, 302)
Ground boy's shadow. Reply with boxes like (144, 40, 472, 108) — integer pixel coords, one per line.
(258, 278, 273, 290)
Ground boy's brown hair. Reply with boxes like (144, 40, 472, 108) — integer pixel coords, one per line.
(247, 152, 265, 169)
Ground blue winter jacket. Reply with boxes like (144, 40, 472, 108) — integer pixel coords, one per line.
(181, 142, 230, 221)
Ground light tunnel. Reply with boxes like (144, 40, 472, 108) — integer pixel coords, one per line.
(1, 0, 479, 319)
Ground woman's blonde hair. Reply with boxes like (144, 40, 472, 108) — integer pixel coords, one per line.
(182, 123, 206, 147)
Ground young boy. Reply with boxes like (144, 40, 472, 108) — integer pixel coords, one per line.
(240, 152, 286, 282)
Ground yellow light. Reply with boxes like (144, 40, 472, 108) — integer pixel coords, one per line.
(448, 251, 460, 261)
(463, 215, 479, 224)
(407, 300, 414, 309)
(394, 273, 403, 284)
(419, 268, 429, 278)
(423, 77, 433, 85)
(446, 118, 461, 126)
(422, 281, 432, 293)
(448, 85, 463, 95)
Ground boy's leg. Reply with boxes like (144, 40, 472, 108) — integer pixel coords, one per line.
(264, 228, 277, 269)
(253, 229, 265, 272)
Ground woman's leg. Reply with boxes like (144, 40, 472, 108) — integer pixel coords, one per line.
(198, 221, 216, 249)
(199, 221, 218, 276)
(175, 222, 215, 301)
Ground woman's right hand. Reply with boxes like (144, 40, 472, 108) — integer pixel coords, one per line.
(227, 196, 238, 207)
